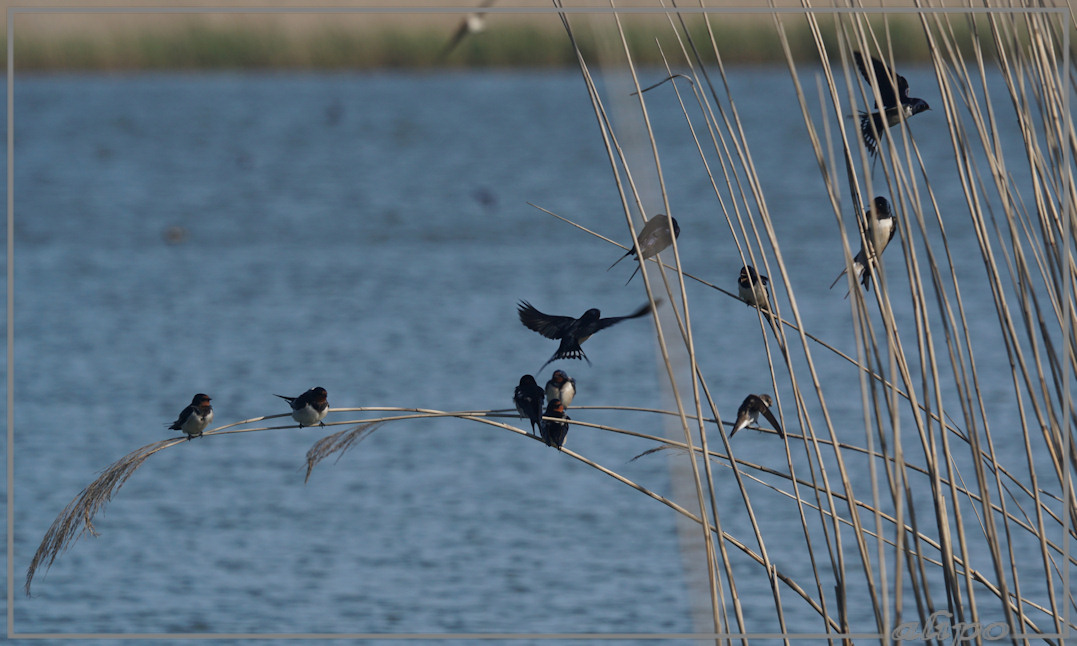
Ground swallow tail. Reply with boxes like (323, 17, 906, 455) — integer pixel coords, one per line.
(274, 394, 296, 404)
(829, 268, 848, 290)
(860, 265, 874, 291)
(858, 111, 880, 157)
(607, 249, 632, 271)
(539, 343, 591, 372)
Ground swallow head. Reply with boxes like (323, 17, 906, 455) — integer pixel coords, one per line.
(580, 308, 601, 324)
(739, 265, 767, 286)
(758, 394, 773, 408)
(871, 196, 892, 218)
(192, 393, 212, 408)
(519, 374, 538, 388)
(904, 98, 930, 117)
(551, 370, 567, 385)
(310, 387, 328, 404)
(670, 216, 681, 239)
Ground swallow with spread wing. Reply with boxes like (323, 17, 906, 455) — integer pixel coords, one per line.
(517, 300, 654, 371)
(854, 51, 930, 157)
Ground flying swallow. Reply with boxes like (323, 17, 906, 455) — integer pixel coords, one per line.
(540, 399, 570, 449)
(853, 51, 930, 157)
(730, 393, 783, 438)
(438, 0, 496, 61)
(275, 387, 329, 428)
(608, 214, 681, 284)
(545, 369, 577, 408)
(168, 393, 213, 440)
(830, 196, 896, 292)
(513, 374, 545, 435)
(518, 300, 654, 371)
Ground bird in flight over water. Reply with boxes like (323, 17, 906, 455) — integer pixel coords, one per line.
(517, 300, 655, 371)
(438, 0, 497, 61)
(853, 51, 930, 158)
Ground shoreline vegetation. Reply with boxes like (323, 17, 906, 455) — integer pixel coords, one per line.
(4, 15, 1021, 71)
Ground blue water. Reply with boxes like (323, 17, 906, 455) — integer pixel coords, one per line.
(6, 67, 1070, 643)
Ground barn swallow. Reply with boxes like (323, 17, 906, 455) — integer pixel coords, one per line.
(738, 265, 771, 312)
(168, 393, 213, 439)
(854, 51, 930, 157)
(730, 393, 783, 438)
(608, 214, 681, 284)
(540, 399, 570, 449)
(275, 387, 329, 428)
(517, 300, 654, 371)
(545, 369, 576, 408)
(830, 196, 896, 292)
(513, 374, 545, 435)
(438, 0, 496, 61)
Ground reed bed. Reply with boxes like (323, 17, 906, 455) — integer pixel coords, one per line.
(546, 2, 1073, 642)
(22, 4, 1076, 643)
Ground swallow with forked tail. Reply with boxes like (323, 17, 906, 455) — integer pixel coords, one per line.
(518, 300, 655, 371)
(168, 393, 213, 439)
(730, 393, 783, 438)
(854, 51, 930, 157)
(275, 387, 329, 428)
(608, 214, 681, 284)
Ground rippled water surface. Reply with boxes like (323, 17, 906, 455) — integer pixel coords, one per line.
(7, 67, 1062, 643)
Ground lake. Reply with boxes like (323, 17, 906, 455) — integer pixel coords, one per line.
(8, 65, 1070, 643)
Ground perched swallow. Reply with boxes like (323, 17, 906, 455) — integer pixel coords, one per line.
(853, 51, 930, 157)
(730, 394, 783, 438)
(275, 387, 329, 428)
(830, 196, 896, 292)
(168, 393, 213, 439)
(438, 0, 496, 61)
(545, 369, 577, 408)
(738, 265, 771, 312)
(540, 399, 570, 449)
(608, 214, 681, 284)
(518, 300, 654, 371)
(513, 374, 545, 434)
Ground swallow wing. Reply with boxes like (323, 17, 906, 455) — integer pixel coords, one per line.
(896, 72, 911, 102)
(854, 52, 899, 109)
(275, 394, 298, 409)
(518, 301, 576, 339)
(168, 406, 194, 430)
(759, 404, 784, 438)
(595, 302, 653, 331)
(438, 21, 471, 60)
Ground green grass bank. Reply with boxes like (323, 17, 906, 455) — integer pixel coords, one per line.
(4, 14, 1047, 71)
